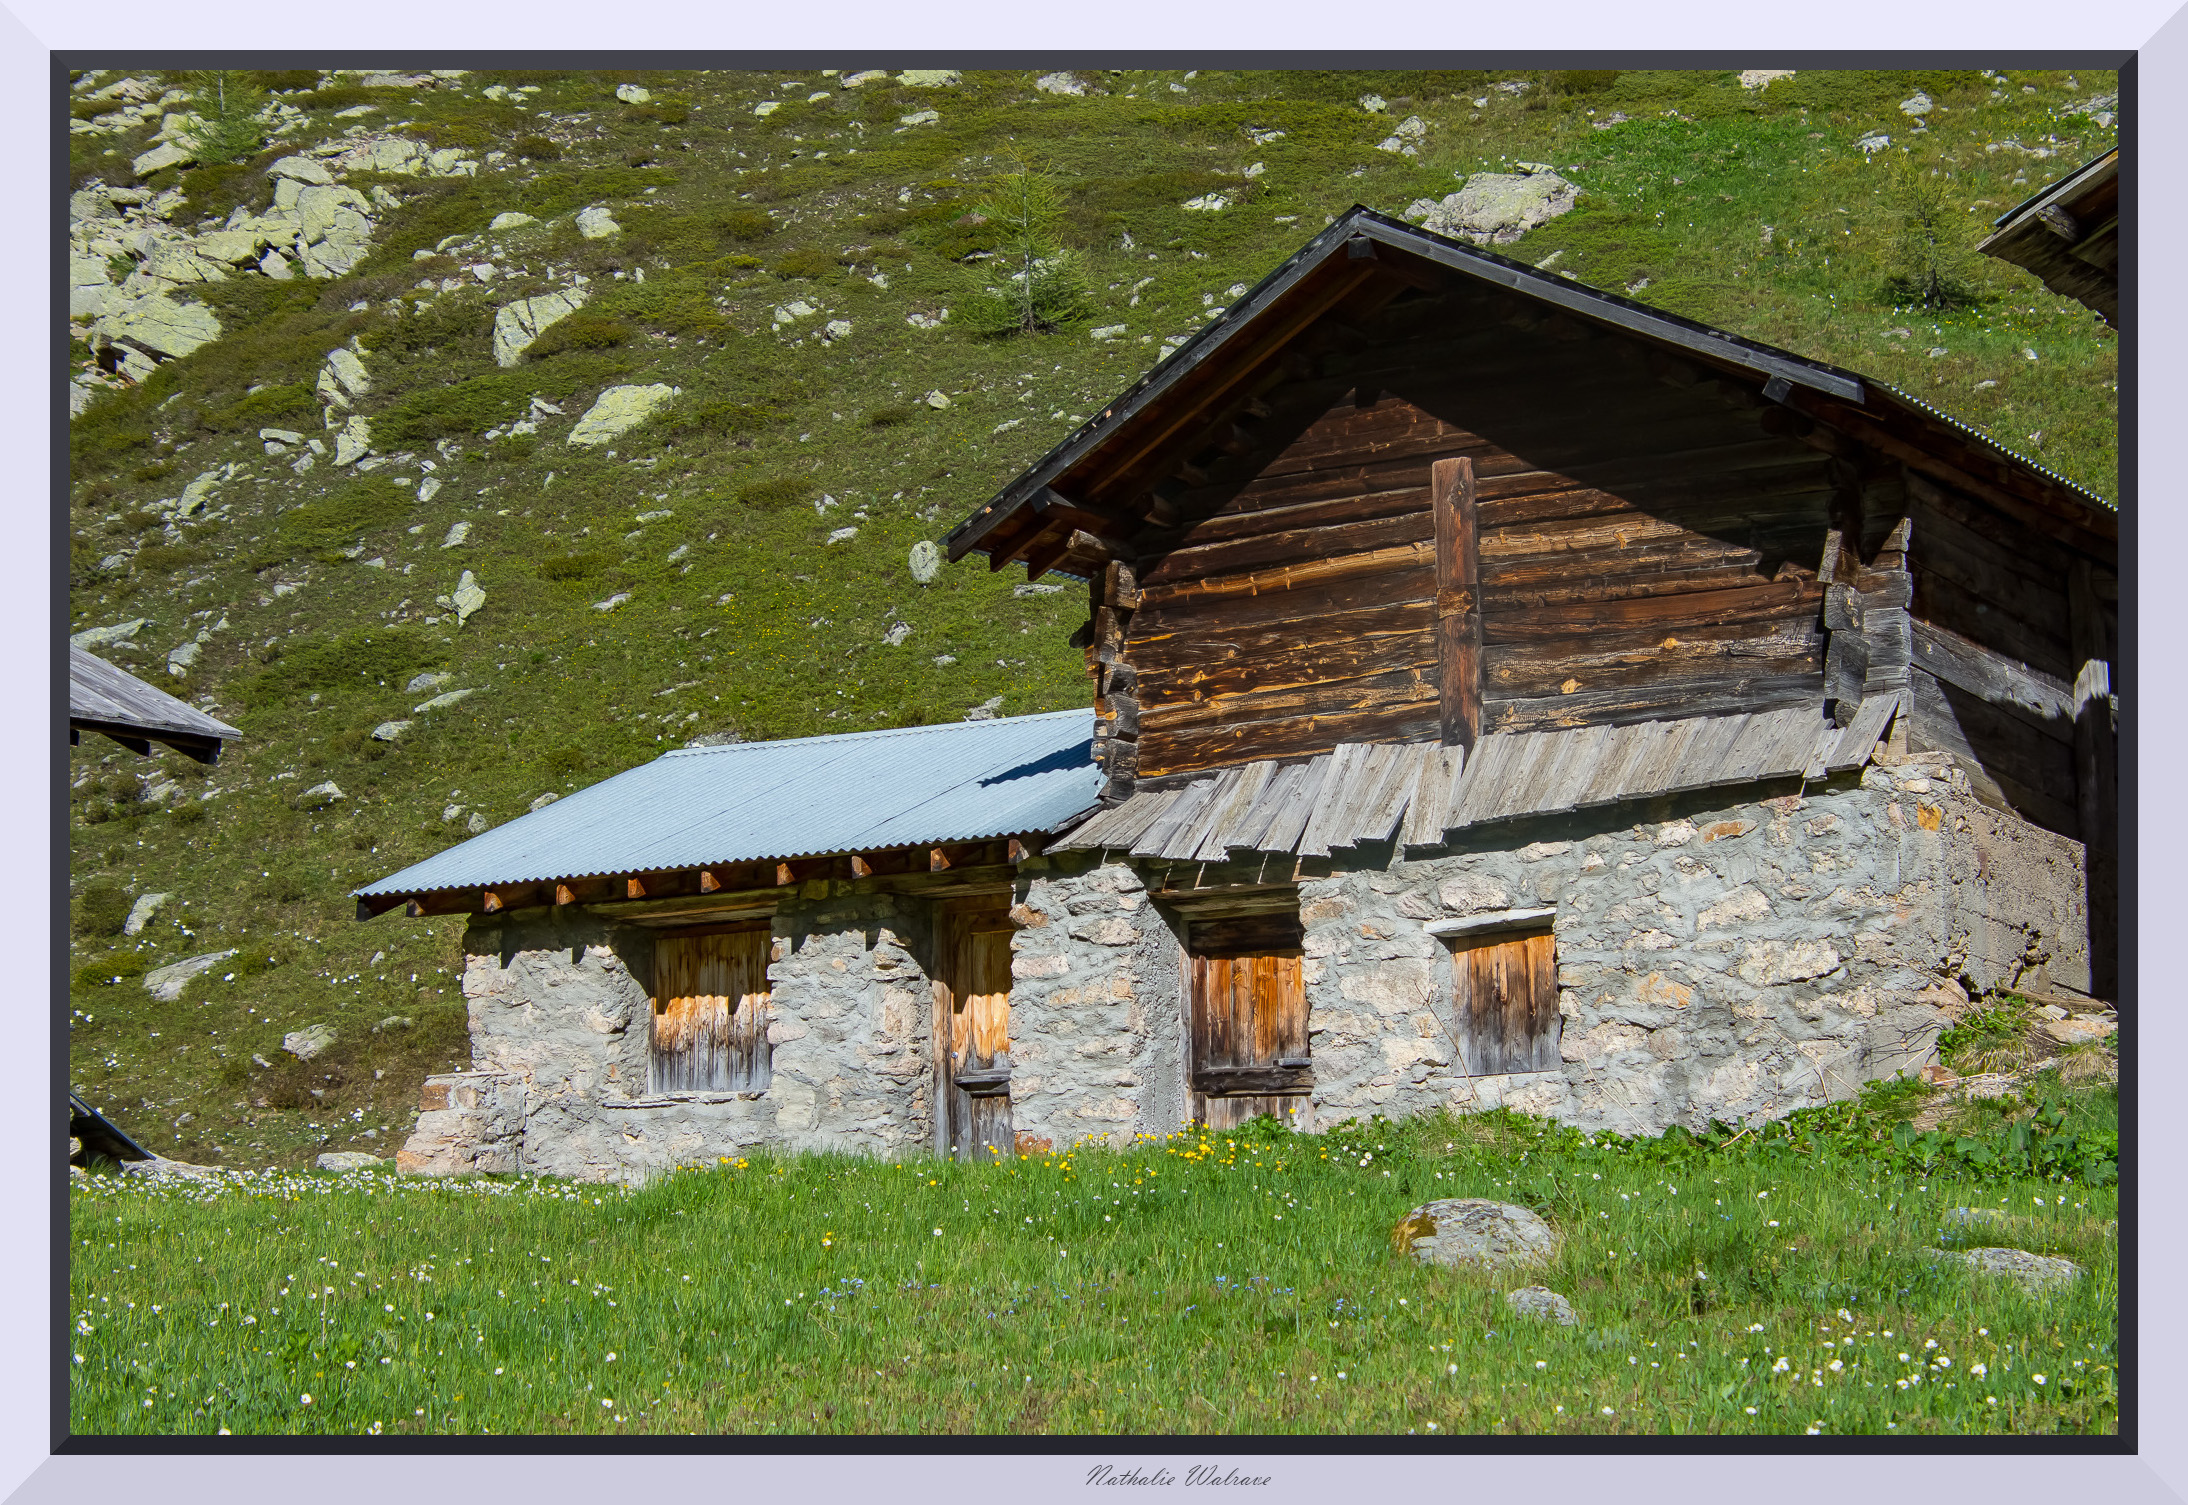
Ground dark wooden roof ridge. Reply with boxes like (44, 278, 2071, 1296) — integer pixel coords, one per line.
(945, 203, 2113, 574)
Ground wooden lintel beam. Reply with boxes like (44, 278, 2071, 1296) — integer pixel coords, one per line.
(1021, 527, 1095, 582)
(1026, 487, 1137, 543)
(989, 517, 1063, 572)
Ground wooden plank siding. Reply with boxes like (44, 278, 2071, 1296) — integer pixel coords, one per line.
(1034, 244, 2112, 1008)
(1120, 292, 1834, 780)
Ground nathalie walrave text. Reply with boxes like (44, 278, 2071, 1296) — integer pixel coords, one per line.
(1086, 1466, 1273, 1488)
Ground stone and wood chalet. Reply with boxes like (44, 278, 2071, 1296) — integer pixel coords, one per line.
(357, 207, 2121, 1183)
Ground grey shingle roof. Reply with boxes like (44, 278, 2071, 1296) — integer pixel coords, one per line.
(355, 709, 1102, 899)
(69, 645, 241, 760)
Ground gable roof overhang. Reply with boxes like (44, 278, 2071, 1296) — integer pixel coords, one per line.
(1978, 148, 2120, 327)
(947, 204, 2115, 583)
(68, 645, 242, 765)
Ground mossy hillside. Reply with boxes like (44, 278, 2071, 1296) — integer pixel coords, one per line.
(66, 67, 2117, 1169)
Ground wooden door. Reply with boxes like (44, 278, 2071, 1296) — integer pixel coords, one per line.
(1447, 927, 1559, 1074)
(935, 903, 1016, 1161)
(651, 923, 772, 1093)
(1189, 912, 1312, 1131)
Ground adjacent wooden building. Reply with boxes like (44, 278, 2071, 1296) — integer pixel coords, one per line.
(1978, 148, 2120, 327)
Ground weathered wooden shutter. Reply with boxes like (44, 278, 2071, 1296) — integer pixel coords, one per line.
(936, 904, 1016, 1161)
(650, 923, 772, 1093)
(1189, 913, 1311, 1131)
(1447, 927, 1559, 1074)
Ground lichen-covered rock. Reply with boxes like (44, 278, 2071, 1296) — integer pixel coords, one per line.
(1504, 1285, 1578, 1324)
(493, 288, 587, 366)
(1942, 1246, 2087, 1291)
(568, 383, 679, 445)
(141, 949, 237, 1003)
(122, 891, 169, 936)
(269, 155, 334, 185)
(284, 1023, 337, 1061)
(93, 289, 221, 359)
(1406, 169, 1579, 245)
(1393, 1198, 1557, 1270)
(317, 1151, 382, 1171)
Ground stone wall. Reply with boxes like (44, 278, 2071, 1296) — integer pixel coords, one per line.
(399, 754, 2097, 1178)
(1005, 859, 1188, 1152)
(402, 885, 944, 1183)
(1296, 758, 2064, 1137)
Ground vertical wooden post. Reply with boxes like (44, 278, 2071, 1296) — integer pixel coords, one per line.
(2069, 558, 2118, 1001)
(1431, 456, 1482, 751)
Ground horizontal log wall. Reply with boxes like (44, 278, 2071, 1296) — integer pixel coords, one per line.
(1902, 468, 2117, 853)
(1127, 293, 1832, 778)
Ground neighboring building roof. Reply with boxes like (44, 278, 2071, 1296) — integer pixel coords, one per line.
(69, 644, 241, 764)
(946, 203, 2113, 582)
(1056, 703, 1893, 862)
(356, 709, 1103, 902)
(1979, 148, 2119, 326)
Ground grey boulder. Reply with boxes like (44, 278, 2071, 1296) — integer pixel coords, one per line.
(121, 891, 170, 937)
(284, 1023, 337, 1061)
(141, 949, 238, 1002)
(317, 1151, 383, 1172)
(1941, 1246, 2087, 1292)
(1393, 1198, 1558, 1270)
(1504, 1285, 1579, 1325)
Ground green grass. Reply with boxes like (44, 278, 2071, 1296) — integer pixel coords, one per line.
(66, 66, 2118, 1169)
(67, 1092, 2118, 1436)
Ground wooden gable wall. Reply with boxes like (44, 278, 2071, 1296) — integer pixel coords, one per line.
(1106, 280, 1855, 784)
(1053, 242, 2113, 998)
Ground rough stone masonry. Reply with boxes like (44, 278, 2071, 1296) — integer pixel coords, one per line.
(402, 752, 2087, 1182)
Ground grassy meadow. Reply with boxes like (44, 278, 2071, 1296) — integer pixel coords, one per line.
(63, 66, 2119, 1170)
(69, 1084, 2118, 1437)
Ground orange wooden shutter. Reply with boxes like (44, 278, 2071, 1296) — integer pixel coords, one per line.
(651, 926, 772, 1092)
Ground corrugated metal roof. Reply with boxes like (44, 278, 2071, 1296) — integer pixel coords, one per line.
(354, 709, 1102, 899)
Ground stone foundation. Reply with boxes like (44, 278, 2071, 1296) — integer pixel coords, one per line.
(399, 755, 2095, 1180)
